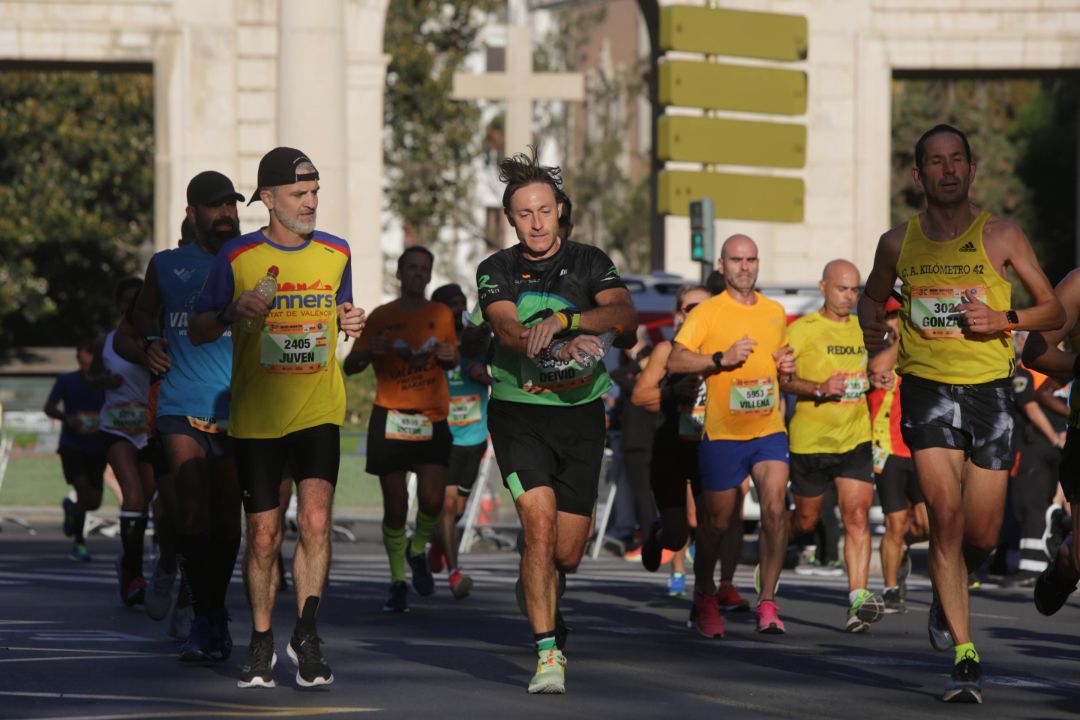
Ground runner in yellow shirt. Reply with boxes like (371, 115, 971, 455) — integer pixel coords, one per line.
(860, 124, 1063, 703)
(781, 260, 882, 632)
(668, 234, 795, 636)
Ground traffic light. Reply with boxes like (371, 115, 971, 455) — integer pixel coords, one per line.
(689, 197, 715, 264)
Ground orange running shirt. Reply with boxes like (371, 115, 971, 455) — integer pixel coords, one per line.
(355, 299, 457, 421)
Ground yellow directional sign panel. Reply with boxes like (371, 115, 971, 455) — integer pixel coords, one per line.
(659, 170, 804, 223)
(659, 60, 807, 115)
(658, 116, 806, 169)
(659, 5, 808, 62)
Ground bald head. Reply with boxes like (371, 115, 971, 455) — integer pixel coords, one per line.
(819, 258, 861, 320)
(822, 259, 860, 284)
(721, 234, 757, 260)
(719, 233, 759, 297)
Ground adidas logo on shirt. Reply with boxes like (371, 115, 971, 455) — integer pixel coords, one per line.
(959, 241, 976, 252)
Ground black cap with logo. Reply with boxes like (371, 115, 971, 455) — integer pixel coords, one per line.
(247, 147, 320, 205)
(186, 171, 245, 206)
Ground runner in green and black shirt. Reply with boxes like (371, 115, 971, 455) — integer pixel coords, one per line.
(476, 148, 636, 694)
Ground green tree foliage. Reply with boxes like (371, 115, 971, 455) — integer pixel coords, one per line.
(1010, 77, 1080, 285)
(536, 6, 652, 274)
(383, 0, 499, 266)
(0, 68, 153, 348)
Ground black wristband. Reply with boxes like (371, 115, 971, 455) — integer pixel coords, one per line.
(142, 335, 161, 352)
(216, 305, 232, 326)
(712, 351, 724, 368)
(1072, 354, 1080, 380)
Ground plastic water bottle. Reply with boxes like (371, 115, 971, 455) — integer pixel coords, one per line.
(574, 330, 616, 368)
(237, 265, 279, 333)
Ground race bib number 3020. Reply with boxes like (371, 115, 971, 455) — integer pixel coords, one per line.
(909, 286, 987, 339)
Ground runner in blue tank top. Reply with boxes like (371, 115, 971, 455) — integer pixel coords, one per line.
(129, 171, 244, 663)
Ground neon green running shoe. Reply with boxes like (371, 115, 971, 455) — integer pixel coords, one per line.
(527, 648, 566, 694)
(846, 589, 885, 632)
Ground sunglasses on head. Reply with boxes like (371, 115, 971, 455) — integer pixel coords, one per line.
(680, 302, 699, 314)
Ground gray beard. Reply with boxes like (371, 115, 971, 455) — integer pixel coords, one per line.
(274, 206, 316, 235)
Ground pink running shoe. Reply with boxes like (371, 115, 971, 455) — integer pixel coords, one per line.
(691, 593, 725, 638)
(756, 599, 786, 634)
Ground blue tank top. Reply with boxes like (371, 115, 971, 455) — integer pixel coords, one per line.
(155, 243, 232, 420)
(447, 357, 490, 447)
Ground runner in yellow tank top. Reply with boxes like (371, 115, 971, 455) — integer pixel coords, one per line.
(860, 124, 1063, 704)
(668, 234, 795, 636)
(781, 260, 882, 633)
(1022, 269, 1080, 627)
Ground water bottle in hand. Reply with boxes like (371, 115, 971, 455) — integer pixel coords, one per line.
(237, 265, 279, 333)
(574, 330, 616, 368)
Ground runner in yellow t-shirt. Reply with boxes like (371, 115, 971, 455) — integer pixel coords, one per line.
(860, 124, 1063, 703)
(668, 234, 795, 636)
(781, 259, 882, 633)
(191, 147, 367, 689)
(345, 246, 458, 614)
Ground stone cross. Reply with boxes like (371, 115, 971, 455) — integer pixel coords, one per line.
(453, 22, 586, 246)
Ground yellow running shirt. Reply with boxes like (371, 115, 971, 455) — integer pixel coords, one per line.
(896, 211, 1013, 384)
(354, 299, 457, 422)
(674, 291, 787, 441)
(196, 230, 352, 439)
(787, 311, 870, 455)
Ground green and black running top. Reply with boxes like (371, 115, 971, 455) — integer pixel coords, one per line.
(476, 240, 626, 407)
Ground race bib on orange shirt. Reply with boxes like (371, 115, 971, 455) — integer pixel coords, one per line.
(909, 286, 986, 339)
(386, 410, 434, 441)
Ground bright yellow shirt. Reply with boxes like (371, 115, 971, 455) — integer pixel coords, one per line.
(674, 291, 787, 441)
(787, 310, 871, 455)
(896, 211, 1013, 384)
(196, 230, 352, 439)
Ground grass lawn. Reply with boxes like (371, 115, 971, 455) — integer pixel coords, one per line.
(1, 453, 384, 510)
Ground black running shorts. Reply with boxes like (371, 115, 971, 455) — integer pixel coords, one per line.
(789, 441, 873, 498)
(233, 423, 340, 514)
(58, 446, 107, 490)
(875, 454, 923, 515)
(449, 441, 487, 497)
(365, 405, 452, 477)
(1060, 427, 1080, 504)
(899, 375, 1014, 471)
(487, 397, 605, 517)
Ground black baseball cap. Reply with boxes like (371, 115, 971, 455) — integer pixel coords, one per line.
(247, 146, 320, 205)
(186, 170, 245, 206)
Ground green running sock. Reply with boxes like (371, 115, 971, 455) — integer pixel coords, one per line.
(410, 510, 439, 555)
(535, 636, 557, 652)
(382, 524, 407, 583)
(954, 642, 979, 665)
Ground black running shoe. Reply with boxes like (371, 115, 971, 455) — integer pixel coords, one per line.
(640, 519, 662, 573)
(1033, 559, 1078, 616)
(179, 614, 214, 662)
(1043, 506, 1068, 561)
(406, 543, 435, 597)
(211, 607, 232, 660)
(883, 587, 905, 614)
(237, 635, 277, 689)
(383, 581, 409, 613)
(288, 629, 334, 687)
(943, 654, 982, 704)
(927, 592, 952, 652)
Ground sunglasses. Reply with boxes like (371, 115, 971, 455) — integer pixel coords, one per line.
(680, 302, 700, 314)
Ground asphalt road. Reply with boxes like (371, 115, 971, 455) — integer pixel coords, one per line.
(1, 520, 1078, 719)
